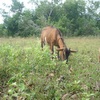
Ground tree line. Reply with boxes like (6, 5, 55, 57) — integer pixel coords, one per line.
(0, 0, 100, 37)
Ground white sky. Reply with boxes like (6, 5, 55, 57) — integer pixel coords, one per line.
(0, 0, 99, 24)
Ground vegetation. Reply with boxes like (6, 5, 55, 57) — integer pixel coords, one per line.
(0, 0, 100, 99)
(0, 37, 100, 100)
(0, 0, 100, 37)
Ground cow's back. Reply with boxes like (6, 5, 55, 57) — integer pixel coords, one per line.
(41, 26, 61, 45)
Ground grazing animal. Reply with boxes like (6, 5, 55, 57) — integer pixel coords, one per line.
(41, 26, 76, 62)
(99, 48, 100, 63)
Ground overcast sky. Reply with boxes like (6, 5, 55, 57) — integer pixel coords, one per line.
(0, 0, 99, 24)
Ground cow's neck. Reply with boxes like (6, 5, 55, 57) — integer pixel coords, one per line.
(58, 37, 66, 49)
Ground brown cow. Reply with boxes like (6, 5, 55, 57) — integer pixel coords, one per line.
(41, 26, 76, 62)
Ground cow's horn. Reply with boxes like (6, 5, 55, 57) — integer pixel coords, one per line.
(56, 48, 64, 51)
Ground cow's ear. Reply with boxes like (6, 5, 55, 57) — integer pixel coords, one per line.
(56, 48, 64, 51)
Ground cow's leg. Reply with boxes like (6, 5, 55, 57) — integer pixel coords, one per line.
(50, 44, 54, 54)
(57, 50, 60, 60)
(50, 43, 54, 59)
(59, 51, 64, 61)
(56, 47, 60, 60)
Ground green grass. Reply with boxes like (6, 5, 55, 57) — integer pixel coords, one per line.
(0, 37, 100, 100)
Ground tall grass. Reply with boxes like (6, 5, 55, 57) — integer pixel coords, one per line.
(0, 37, 100, 100)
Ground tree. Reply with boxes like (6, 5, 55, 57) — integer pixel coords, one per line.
(2, 0, 24, 36)
(17, 10, 40, 37)
(4, 14, 19, 36)
(0, 0, 100, 37)
(62, 0, 86, 35)
(11, 0, 24, 14)
(30, 0, 63, 27)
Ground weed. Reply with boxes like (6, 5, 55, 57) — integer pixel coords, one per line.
(0, 37, 100, 100)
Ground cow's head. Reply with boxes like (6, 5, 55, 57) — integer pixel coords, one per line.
(57, 48, 77, 63)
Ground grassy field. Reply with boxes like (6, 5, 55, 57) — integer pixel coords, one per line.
(0, 37, 100, 100)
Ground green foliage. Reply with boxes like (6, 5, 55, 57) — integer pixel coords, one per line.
(54, 16, 73, 36)
(11, 0, 24, 13)
(17, 10, 40, 37)
(0, 24, 5, 36)
(0, 0, 100, 36)
(0, 0, 24, 36)
(4, 14, 19, 36)
(0, 37, 100, 99)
